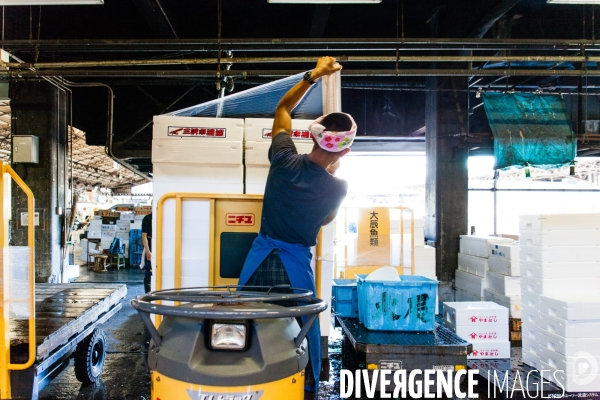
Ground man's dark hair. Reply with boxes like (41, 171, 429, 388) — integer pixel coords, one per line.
(321, 112, 353, 132)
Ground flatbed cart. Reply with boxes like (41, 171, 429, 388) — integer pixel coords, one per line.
(8, 283, 127, 400)
(336, 315, 472, 393)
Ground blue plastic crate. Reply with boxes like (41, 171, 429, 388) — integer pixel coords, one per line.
(332, 279, 358, 318)
(357, 274, 438, 331)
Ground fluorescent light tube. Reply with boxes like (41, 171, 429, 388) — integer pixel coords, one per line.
(269, 0, 380, 3)
(0, 0, 103, 4)
(548, 0, 600, 4)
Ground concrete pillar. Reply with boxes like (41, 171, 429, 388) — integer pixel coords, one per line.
(9, 80, 68, 283)
(424, 76, 469, 301)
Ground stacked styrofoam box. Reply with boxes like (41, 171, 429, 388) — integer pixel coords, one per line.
(100, 223, 117, 250)
(401, 218, 436, 278)
(244, 118, 314, 195)
(519, 213, 600, 387)
(455, 235, 515, 301)
(443, 302, 511, 359)
(87, 218, 102, 240)
(485, 242, 522, 318)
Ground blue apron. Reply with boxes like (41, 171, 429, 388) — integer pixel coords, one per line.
(238, 233, 322, 395)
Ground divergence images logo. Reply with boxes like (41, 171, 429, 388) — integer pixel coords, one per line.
(168, 126, 226, 138)
(226, 214, 255, 226)
(262, 128, 312, 140)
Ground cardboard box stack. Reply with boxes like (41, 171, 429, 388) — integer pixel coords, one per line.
(456, 235, 515, 302)
(519, 213, 600, 392)
(244, 118, 314, 195)
(443, 301, 511, 359)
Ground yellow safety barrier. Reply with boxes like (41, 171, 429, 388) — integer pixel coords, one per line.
(0, 162, 35, 399)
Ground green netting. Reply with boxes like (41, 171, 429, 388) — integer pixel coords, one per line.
(482, 93, 576, 170)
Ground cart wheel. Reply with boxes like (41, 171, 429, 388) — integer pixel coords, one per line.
(74, 329, 106, 383)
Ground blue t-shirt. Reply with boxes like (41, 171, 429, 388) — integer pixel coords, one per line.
(260, 133, 348, 247)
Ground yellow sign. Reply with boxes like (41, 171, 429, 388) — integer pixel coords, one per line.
(357, 207, 390, 266)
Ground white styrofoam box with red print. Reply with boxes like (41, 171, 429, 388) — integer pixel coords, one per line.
(484, 288, 521, 319)
(459, 235, 514, 258)
(488, 243, 519, 261)
(244, 118, 315, 143)
(521, 259, 600, 279)
(486, 271, 521, 296)
(522, 348, 541, 369)
(444, 320, 509, 342)
(520, 229, 600, 247)
(539, 328, 600, 357)
(538, 294, 600, 321)
(455, 270, 488, 298)
(522, 274, 600, 296)
(443, 301, 508, 326)
(520, 244, 600, 263)
(521, 289, 539, 309)
(542, 361, 600, 393)
(455, 288, 483, 302)
(244, 140, 314, 167)
(488, 256, 520, 276)
(153, 115, 244, 141)
(152, 139, 243, 165)
(468, 341, 511, 360)
(538, 312, 600, 338)
(457, 253, 488, 278)
(520, 213, 600, 232)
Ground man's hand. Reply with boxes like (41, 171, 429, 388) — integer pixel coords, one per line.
(312, 56, 343, 80)
(326, 159, 341, 175)
(145, 251, 152, 261)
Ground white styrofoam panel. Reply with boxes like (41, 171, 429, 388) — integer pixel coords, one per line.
(520, 244, 600, 263)
(522, 348, 541, 369)
(488, 256, 520, 276)
(152, 181, 244, 200)
(486, 271, 520, 296)
(152, 139, 243, 165)
(443, 301, 508, 326)
(520, 213, 600, 232)
(244, 118, 315, 142)
(542, 361, 600, 393)
(468, 341, 511, 359)
(484, 288, 521, 319)
(521, 275, 600, 296)
(459, 235, 514, 258)
(539, 294, 600, 321)
(488, 243, 519, 261)
(522, 321, 539, 341)
(444, 320, 509, 342)
(522, 336, 542, 356)
(245, 183, 267, 196)
(153, 115, 244, 141)
(403, 264, 436, 278)
(244, 140, 313, 167)
(521, 305, 540, 326)
(521, 289, 540, 309)
(538, 312, 600, 338)
(520, 259, 600, 279)
(153, 163, 243, 184)
(520, 229, 600, 247)
(455, 289, 484, 302)
(455, 270, 488, 297)
(539, 328, 600, 357)
(457, 253, 488, 278)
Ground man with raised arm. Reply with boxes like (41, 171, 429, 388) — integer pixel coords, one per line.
(237, 57, 357, 397)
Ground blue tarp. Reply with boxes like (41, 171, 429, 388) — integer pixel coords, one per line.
(166, 72, 323, 119)
(482, 93, 576, 170)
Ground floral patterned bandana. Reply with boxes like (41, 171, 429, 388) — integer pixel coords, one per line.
(309, 113, 357, 152)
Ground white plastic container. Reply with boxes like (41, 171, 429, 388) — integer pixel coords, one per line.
(153, 115, 244, 141)
(457, 253, 489, 277)
(520, 244, 600, 263)
(539, 329, 600, 357)
(444, 320, 509, 342)
(244, 118, 314, 142)
(542, 361, 600, 392)
(521, 348, 540, 369)
(538, 294, 600, 320)
(443, 301, 508, 326)
(520, 259, 600, 279)
(468, 341, 511, 360)
(538, 312, 600, 338)
(459, 235, 514, 258)
(486, 271, 521, 296)
(455, 289, 483, 302)
(488, 256, 520, 277)
(521, 275, 600, 295)
(521, 289, 539, 309)
(520, 229, 600, 247)
(520, 213, 600, 231)
(455, 270, 488, 297)
(488, 243, 519, 261)
(484, 288, 521, 319)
